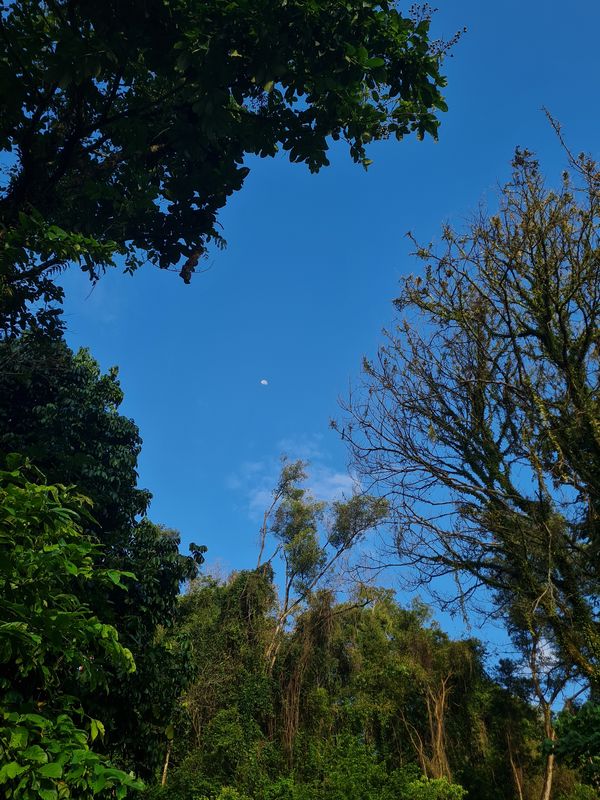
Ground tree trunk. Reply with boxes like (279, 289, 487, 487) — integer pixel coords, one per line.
(425, 675, 452, 781)
(507, 732, 524, 800)
(161, 740, 172, 787)
(539, 720, 556, 800)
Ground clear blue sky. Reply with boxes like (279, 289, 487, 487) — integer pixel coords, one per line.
(61, 0, 600, 642)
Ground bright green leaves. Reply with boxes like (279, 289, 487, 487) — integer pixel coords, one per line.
(1, 763, 29, 781)
(0, 461, 136, 689)
(0, 707, 144, 799)
(403, 776, 467, 800)
(37, 763, 63, 778)
(0, 337, 200, 778)
(89, 719, 105, 744)
(0, 462, 143, 798)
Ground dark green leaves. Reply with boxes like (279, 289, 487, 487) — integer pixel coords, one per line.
(0, 337, 201, 777)
(0, 0, 450, 334)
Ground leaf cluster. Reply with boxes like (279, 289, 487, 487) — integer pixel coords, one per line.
(0, 0, 449, 334)
(0, 460, 143, 799)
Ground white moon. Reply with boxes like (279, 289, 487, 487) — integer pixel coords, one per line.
(260, 379, 268, 386)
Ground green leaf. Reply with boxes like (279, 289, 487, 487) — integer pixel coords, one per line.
(0, 762, 28, 782)
(39, 790, 59, 800)
(21, 745, 48, 764)
(9, 727, 28, 749)
(90, 718, 105, 742)
(37, 762, 63, 778)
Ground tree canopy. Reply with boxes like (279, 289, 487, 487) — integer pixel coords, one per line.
(4, 3, 600, 797)
(156, 569, 552, 800)
(0, 336, 201, 776)
(336, 147, 600, 692)
(0, 459, 144, 799)
(0, 0, 450, 335)
(0, 337, 149, 536)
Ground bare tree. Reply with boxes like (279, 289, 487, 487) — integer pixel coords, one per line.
(335, 145, 600, 693)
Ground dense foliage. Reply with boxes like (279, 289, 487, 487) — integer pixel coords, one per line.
(0, 337, 201, 777)
(151, 570, 579, 800)
(0, 0, 451, 335)
(0, 459, 143, 799)
(555, 704, 600, 790)
(1, 2, 599, 796)
(1, 332, 598, 798)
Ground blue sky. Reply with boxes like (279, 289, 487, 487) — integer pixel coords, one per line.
(61, 0, 600, 643)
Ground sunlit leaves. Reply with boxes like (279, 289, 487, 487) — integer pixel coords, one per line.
(0, 461, 143, 798)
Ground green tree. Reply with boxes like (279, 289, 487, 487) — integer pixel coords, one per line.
(257, 459, 388, 669)
(162, 569, 537, 800)
(0, 458, 144, 799)
(336, 146, 600, 692)
(555, 704, 600, 790)
(0, 0, 453, 335)
(0, 337, 148, 537)
(164, 570, 278, 798)
(0, 336, 201, 776)
(281, 588, 534, 799)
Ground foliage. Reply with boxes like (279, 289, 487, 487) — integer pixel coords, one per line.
(0, 336, 149, 535)
(402, 776, 467, 800)
(558, 786, 600, 800)
(336, 146, 600, 690)
(0, 0, 452, 335)
(0, 458, 143, 798)
(555, 704, 600, 789)
(0, 336, 200, 776)
(257, 458, 388, 668)
(157, 571, 541, 800)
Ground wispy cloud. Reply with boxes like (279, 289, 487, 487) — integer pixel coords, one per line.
(227, 434, 359, 522)
(277, 433, 325, 462)
(308, 465, 358, 502)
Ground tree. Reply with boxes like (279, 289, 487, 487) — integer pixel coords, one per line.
(336, 146, 600, 691)
(160, 572, 535, 800)
(0, 336, 149, 537)
(256, 458, 387, 669)
(0, 0, 453, 335)
(0, 458, 144, 799)
(554, 703, 600, 790)
(0, 336, 201, 776)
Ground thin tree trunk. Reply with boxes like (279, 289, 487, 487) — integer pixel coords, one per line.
(425, 674, 452, 781)
(539, 717, 556, 800)
(540, 751, 555, 800)
(507, 732, 525, 800)
(161, 740, 172, 787)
